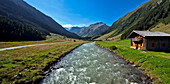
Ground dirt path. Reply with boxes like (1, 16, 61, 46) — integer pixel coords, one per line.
(0, 42, 69, 51)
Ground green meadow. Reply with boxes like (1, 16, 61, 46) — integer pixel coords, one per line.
(96, 40, 170, 84)
(0, 41, 87, 84)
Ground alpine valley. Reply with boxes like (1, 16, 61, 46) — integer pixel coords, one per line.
(0, 0, 80, 41)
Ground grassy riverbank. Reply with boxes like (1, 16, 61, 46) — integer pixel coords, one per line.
(96, 40, 170, 84)
(0, 41, 87, 84)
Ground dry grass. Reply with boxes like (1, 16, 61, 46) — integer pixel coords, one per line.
(0, 41, 61, 49)
(95, 29, 119, 40)
(0, 41, 88, 84)
(151, 23, 170, 34)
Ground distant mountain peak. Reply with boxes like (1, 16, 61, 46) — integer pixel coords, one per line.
(69, 26, 86, 35)
(77, 22, 109, 37)
(92, 22, 105, 25)
(89, 22, 107, 28)
(97, 22, 104, 24)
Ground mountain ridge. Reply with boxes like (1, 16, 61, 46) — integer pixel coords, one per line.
(69, 27, 86, 35)
(96, 0, 170, 40)
(78, 22, 109, 37)
(0, 0, 80, 41)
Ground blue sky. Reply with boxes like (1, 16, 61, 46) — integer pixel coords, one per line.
(24, 0, 149, 27)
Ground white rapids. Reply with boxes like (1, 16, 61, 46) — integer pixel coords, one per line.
(40, 42, 148, 84)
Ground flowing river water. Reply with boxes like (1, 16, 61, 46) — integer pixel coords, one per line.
(40, 42, 151, 84)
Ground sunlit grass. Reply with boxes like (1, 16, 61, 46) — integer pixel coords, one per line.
(96, 40, 170, 84)
(0, 41, 87, 83)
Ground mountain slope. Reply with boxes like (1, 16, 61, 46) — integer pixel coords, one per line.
(69, 27, 85, 35)
(78, 22, 109, 37)
(0, 0, 79, 41)
(151, 23, 170, 33)
(97, 0, 170, 40)
(0, 16, 46, 41)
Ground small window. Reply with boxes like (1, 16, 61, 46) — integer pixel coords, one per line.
(150, 43, 156, 47)
(162, 43, 166, 47)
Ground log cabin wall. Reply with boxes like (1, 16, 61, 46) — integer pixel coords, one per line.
(146, 37, 169, 51)
(168, 38, 170, 51)
(141, 38, 146, 50)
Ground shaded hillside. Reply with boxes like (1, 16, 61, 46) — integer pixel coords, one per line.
(78, 22, 109, 37)
(69, 27, 86, 35)
(0, 0, 79, 40)
(0, 16, 47, 41)
(98, 0, 170, 40)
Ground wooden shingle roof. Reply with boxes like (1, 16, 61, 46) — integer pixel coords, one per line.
(128, 30, 170, 38)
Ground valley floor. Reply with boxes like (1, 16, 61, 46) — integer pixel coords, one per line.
(96, 40, 170, 84)
(0, 41, 62, 49)
(0, 41, 70, 51)
(0, 33, 75, 49)
(0, 40, 88, 83)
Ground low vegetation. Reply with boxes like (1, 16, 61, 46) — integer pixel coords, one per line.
(0, 41, 87, 83)
(96, 40, 170, 84)
(0, 33, 77, 49)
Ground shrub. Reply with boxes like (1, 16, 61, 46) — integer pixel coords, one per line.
(110, 46, 117, 50)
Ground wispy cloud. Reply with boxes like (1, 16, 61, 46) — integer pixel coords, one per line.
(62, 24, 87, 28)
(62, 24, 73, 28)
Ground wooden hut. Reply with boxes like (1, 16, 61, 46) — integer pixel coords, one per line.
(127, 30, 170, 51)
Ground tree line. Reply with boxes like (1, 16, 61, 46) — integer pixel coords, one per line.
(0, 16, 49, 41)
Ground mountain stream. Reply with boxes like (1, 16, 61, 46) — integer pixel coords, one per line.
(40, 42, 151, 84)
